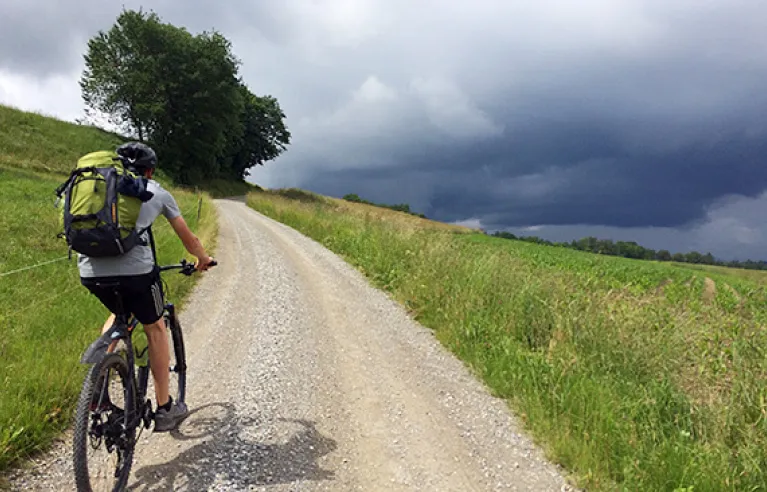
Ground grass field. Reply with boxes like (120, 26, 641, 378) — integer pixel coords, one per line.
(247, 190, 767, 491)
(0, 104, 219, 473)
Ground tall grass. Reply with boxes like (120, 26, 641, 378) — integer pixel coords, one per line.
(247, 191, 767, 491)
(0, 168, 217, 472)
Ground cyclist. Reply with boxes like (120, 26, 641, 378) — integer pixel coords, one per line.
(78, 141, 215, 432)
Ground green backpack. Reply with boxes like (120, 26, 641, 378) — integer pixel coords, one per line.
(55, 150, 154, 257)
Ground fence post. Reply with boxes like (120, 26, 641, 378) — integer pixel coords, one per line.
(197, 193, 202, 224)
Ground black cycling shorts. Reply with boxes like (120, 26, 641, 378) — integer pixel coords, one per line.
(81, 268, 165, 325)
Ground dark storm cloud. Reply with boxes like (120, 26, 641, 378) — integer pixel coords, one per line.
(266, 11, 767, 231)
(4, 0, 767, 258)
(284, 107, 767, 229)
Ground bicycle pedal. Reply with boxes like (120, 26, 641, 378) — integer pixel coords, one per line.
(141, 400, 155, 428)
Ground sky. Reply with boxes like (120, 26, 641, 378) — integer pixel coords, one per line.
(2, 0, 767, 260)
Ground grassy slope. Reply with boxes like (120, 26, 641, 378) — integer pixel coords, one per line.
(247, 190, 767, 492)
(0, 105, 125, 176)
(0, 104, 254, 198)
(0, 105, 218, 472)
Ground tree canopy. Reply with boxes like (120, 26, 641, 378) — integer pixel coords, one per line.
(80, 8, 290, 184)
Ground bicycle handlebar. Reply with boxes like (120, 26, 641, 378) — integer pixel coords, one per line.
(159, 259, 218, 276)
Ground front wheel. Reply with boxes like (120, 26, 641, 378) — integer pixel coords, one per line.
(73, 352, 136, 492)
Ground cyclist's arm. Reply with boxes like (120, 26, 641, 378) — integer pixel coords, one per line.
(168, 215, 214, 269)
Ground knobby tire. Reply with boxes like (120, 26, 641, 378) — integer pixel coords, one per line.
(73, 353, 136, 492)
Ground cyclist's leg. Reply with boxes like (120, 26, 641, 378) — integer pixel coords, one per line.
(121, 269, 187, 430)
(121, 271, 175, 408)
(101, 313, 116, 334)
(143, 317, 170, 407)
(142, 316, 188, 431)
(81, 278, 124, 352)
(98, 313, 121, 353)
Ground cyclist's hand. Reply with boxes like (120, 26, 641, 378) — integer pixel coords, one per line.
(195, 255, 215, 271)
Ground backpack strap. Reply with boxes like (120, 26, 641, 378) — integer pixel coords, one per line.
(55, 166, 101, 199)
(147, 225, 159, 267)
(54, 168, 79, 198)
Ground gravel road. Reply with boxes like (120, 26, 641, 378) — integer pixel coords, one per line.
(7, 198, 574, 491)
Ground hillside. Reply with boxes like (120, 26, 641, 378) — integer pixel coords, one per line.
(0, 104, 125, 176)
(0, 104, 258, 198)
(247, 188, 767, 491)
(0, 106, 218, 473)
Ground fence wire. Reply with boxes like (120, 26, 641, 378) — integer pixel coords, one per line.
(1, 195, 204, 279)
(0, 256, 69, 278)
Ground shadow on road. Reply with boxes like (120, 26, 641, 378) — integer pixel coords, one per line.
(129, 403, 337, 490)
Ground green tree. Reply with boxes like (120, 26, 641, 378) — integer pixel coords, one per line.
(685, 251, 703, 264)
(656, 250, 672, 261)
(576, 237, 599, 253)
(152, 28, 244, 183)
(389, 204, 412, 213)
(343, 194, 365, 203)
(80, 8, 289, 184)
(225, 87, 291, 180)
(80, 9, 162, 140)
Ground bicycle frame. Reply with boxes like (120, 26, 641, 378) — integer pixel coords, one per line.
(81, 303, 181, 371)
(79, 256, 209, 419)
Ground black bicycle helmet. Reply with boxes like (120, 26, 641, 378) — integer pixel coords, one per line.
(116, 141, 157, 171)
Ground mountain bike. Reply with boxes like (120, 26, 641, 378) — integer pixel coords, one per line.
(72, 258, 216, 491)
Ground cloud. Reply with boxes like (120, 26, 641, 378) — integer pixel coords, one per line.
(354, 76, 397, 103)
(3, 0, 767, 258)
(451, 217, 483, 230)
(410, 77, 503, 139)
(0, 70, 83, 121)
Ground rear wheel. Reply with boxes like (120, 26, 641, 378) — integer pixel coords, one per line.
(73, 352, 136, 492)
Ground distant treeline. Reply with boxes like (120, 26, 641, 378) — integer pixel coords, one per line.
(491, 232, 767, 270)
(342, 194, 427, 218)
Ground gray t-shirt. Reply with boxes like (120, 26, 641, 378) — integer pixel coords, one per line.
(78, 180, 182, 278)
